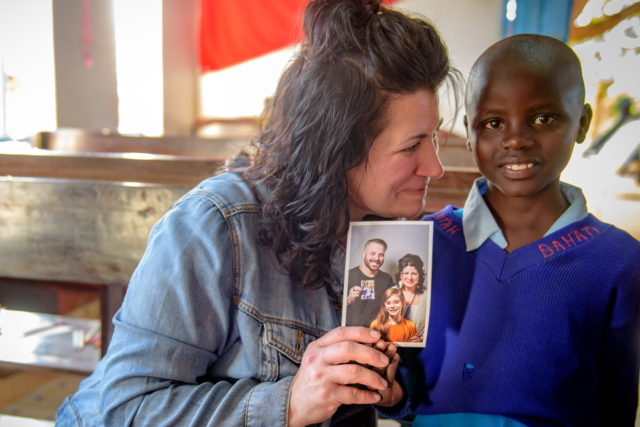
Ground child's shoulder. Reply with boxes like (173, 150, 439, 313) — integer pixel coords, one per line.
(584, 213, 640, 248)
(545, 213, 640, 269)
(422, 205, 466, 246)
(422, 205, 462, 231)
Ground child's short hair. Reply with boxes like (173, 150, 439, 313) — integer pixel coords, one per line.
(466, 34, 586, 110)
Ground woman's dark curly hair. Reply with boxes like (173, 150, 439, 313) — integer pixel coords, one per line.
(395, 253, 426, 294)
(242, 0, 461, 289)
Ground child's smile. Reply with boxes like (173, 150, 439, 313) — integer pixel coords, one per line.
(500, 159, 538, 179)
(384, 295, 402, 318)
(504, 162, 533, 172)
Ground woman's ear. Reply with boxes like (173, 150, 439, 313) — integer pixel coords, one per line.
(576, 103, 593, 144)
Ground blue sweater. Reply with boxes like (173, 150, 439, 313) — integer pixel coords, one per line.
(397, 205, 640, 426)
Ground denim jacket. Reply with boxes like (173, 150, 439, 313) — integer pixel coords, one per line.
(56, 172, 375, 426)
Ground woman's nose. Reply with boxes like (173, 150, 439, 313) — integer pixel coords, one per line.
(416, 140, 444, 179)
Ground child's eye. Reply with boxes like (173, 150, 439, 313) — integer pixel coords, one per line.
(532, 114, 556, 125)
(482, 119, 503, 130)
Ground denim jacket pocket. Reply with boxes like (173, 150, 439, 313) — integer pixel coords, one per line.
(262, 321, 320, 381)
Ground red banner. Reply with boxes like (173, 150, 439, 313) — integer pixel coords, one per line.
(199, 0, 307, 73)
(199, 0, 399, 73)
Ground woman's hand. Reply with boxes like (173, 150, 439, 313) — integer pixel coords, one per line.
(374, 341, 404, 407)
(288, 327, 391, 427)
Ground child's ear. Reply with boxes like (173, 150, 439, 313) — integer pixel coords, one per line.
(576, 103, 593, 144)
(463, 115, 471, 151)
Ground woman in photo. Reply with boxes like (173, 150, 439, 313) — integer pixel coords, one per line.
(370, 287, 419, 343)
(396, 253, 428, 341)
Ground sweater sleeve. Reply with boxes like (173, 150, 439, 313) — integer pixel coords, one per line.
(598, 254, 640, 425)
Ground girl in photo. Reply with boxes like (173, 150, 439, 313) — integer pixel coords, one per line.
(370, 287, 419, 343)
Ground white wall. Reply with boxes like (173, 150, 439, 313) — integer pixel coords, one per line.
(0, 0, 56, 139)
(394, 0, 503, 76)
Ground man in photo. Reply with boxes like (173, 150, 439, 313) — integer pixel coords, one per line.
(346, 238, 394, 327)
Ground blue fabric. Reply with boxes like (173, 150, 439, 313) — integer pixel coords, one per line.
(461, 178, 588, 251)
(56, 172, 373, 426)
(501, 0, 573, 42)
(460, 178, 507, 251)
(390, 206, 640, 426)
(414, 412, 525, 427)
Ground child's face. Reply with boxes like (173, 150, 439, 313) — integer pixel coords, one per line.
(465, 62, 591, 200)
(384, 295, 403, 317)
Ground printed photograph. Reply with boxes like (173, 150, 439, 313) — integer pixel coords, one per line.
(342, 221, 433, 347)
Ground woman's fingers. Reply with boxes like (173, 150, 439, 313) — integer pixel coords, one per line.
(321, 339, 390, 368)
(313, 326, 381, 348)
(375, 342, 403, 407)
(385, 351, 400, 382)
(329, 360, 389, 391)
(331, 383, 383, 405)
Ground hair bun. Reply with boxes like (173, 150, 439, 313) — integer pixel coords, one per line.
(366, 0, 382, 15)
(302, 0, 390, 58)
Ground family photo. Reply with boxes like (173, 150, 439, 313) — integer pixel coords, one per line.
(342, 221, 433, 347)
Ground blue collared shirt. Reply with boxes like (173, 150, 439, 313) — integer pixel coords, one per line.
(456, 178, 588, 251)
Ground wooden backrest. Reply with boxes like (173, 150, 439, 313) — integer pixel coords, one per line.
(0, 177, 188, 285)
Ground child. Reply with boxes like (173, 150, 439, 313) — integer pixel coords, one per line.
(370, 287, 419, 343)
(378, 34, 640, 426)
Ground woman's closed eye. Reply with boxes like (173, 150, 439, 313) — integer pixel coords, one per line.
(401, 142, 420, 153)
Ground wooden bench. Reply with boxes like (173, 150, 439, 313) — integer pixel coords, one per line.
(0, 176, 192, 360)
(0, 131, 479, 372)
(1, 133, 244, 368)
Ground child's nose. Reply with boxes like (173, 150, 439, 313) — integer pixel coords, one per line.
(502, 127, 534, 150)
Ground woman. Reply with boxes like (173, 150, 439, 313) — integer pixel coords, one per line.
(396, 253, 428, 341)
(370, 287, 419, 343)
(56, 0, 460, 425)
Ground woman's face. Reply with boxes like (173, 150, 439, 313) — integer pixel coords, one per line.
(384, 295, 403, 318)
(400, 265, 420, 289)
(347, 89, 443, 220)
